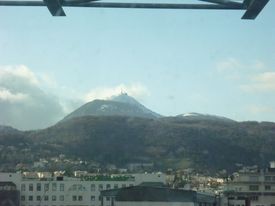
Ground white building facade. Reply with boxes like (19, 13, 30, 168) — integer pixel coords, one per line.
(0, 172, 165, 206)
(222, 164, 275, 206)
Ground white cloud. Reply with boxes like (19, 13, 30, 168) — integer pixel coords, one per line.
(216, 58, 242, 73)
(84, 83, 149, 102)
(0, 65, 39, 86)
(216, 58, 245, 80)
(216, 58, 268, 80)
(216, 58, 275, 93)
(0, 88, 28, 102)
(39, 73, 58, 89)
(253, 60, 266, 71)
(246, 105, 274, 115)
(0, 65, 65, 130)
(241, 72, 275, 93)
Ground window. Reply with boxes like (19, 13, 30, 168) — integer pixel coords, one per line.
(265, 176, 271, 181)
(237, 196, 246, 200)
(250, 196, 259, 201)
(1, 5, 273, 206)
(98, 184, 103, 191)
(78, 184, 82, 191)
(36, 183, 41, 191)
(249, 176, 259, 182)
(72, 184, 77, 191)
(44, 183, 49, 191)
(60, 183, 64, 191)
(52, 183, 57, 191)
(52, 195, 56, 201)
(21, 184, 26, 191)
(106, 197, 110, 201)
(91, 184, 95, 191)
(28, 196, 33, 201)
(265, 185, 271, 190)
(29, 184, 33, 191)
(59, 195, 64, 201)
(21, 196, 25, 201)
(249, 185, 259, 191)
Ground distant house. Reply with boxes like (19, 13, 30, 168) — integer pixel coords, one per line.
(100, 186, 216, 206)
(223, 162, 275, 206)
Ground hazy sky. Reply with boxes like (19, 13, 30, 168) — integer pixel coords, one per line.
(0, 1, 275, 130)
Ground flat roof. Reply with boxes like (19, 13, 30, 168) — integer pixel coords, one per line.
(101, 186, 216, 203)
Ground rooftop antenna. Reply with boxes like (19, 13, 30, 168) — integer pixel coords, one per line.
(120, 89, 127, 95)
(0, 0, 270, 19)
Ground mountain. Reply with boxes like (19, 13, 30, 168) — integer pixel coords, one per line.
(28, 115, 275, 174)
(62, 93, 161, 121)
(1, 96, 275, 174)
(176, 113, 236, 123)
(0, 125, 22, 135)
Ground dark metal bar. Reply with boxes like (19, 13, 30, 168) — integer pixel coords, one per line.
(64, 0, 99, 3)
(199, 0, 242, 6)
(0, 1, 44, 6)
(242, 0, 269, 19)
(44, 0, 66, 16)
(63, 2, 245, 10)
(0, 1, 245, 10)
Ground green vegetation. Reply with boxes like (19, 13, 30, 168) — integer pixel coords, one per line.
(1, 116, 275, 174)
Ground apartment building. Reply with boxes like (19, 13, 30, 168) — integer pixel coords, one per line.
(0, 172, 165, 206)
(222, 162, 275, 206)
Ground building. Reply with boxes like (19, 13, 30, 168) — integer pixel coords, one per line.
(100, 186, 217, 206)
(222, 162, 275, 206)
(0, 181, 20, 206)
(0, 172, 165, 206)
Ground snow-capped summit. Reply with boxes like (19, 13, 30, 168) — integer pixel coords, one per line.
(177, 112, 235, 122)
(180, 112, 201, 117)
(62, 93, 162, 121)
(109, 92, 141, 106)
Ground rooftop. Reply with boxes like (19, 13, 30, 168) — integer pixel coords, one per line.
(101, 186, 216, 203)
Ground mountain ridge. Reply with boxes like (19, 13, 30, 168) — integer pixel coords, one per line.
(26, 115, 275, 173)
(62, 93, 162, 121)
(1, 94, 275, 173)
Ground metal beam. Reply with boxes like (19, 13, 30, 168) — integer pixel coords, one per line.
(63, 2, 244, 10)
(199, 0, 242, 6)
(43, 0, 65, 16)
(242, 0, 269, 19)
(0, 0, 269, 20)
(0, 1, 244, 10)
